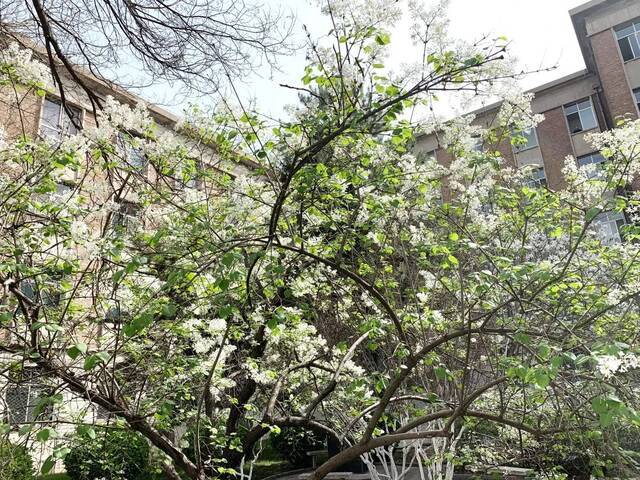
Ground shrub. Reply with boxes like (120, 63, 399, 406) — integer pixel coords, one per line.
(271, 427, 325, 468)
(0, 440, 34, 480)
(64, 429, 149, 480)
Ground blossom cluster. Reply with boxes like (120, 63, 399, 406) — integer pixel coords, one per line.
(596, 352, 640, 378)
(0, 42, 51, 88)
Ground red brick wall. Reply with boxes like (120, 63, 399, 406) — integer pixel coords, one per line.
(536, 106, 574, 191)
(493, 138, 516, 169)
(0, 86, 42, 139)
(591, 29, 638, 121)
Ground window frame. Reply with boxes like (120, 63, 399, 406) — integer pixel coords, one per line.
(116, 131, 148, 173)
(634, 87, 640, 113)
(577, 152, 607, 179)
(615, 21, 640, 62)
(563, 98, 598, 135)
(524, 165, 547, 189)
(593, 211, 627, 245)
(512, 127, 539, 153)
(39, 96, 84, 139)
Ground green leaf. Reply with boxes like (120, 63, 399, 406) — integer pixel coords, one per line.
(534, 370, 550, 388)
(266, 316, 279, 331)
(221, 252, 235, 267)
(83, 351, 110, 371)
(36, 427, 52, 442)
(123, 311, 154, 337)
(586, 207, 600, 222)
(67, 342, 87, 360)
(77, 424, 96, 439)
(41, 456, 56, 474)
(434, 366, 448, 380)
(112, 269, 126, 284)
(375, 32, 391, 45)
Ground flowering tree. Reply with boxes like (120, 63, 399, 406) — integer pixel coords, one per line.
(1, 1, 640, 479)
(0, 0, 294, 107)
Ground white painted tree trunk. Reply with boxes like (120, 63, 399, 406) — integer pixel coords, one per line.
(361, 421, 465, 480)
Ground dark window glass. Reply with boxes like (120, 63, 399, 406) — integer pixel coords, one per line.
(579, 107, 597, 131)
(615, 23, 640, 61)
(524, 166, 546, 188)
(565, 100, 597, 134)
(567, 112, 583, 134)
(578, 152, 606, 179)
(619, 37, 635, 61)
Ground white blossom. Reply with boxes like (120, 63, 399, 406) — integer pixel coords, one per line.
(0, 42, 51, 87)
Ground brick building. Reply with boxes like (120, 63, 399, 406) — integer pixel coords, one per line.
(416, 0, 640, 244)
(0, 38, 253, 470)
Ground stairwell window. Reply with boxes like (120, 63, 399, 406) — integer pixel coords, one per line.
(616, 21, 640, 62)
(39, 96, 83, 139)
(6, 383, 40, 424)
(564, 99, 597, 134)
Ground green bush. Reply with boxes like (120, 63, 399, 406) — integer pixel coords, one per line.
(0, 440, 34, 480)
(63, 429, 149, 480)
(271, 427, 325, 468)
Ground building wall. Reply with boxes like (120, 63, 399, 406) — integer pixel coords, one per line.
(414, 0, 640, 195)
(536, 106, 575, 191)
(590, 28, 638, 121)
(0, 86, 42, 139)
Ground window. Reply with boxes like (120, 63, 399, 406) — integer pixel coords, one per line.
(471, 137, 483, 152)
(39, 97, 82, 139)
(418, 149, 437, 164)
(593, 211, 626, 245)
(524, 166, 547, 188)
(512, 127, 538, 152)
(634, 88, 640, 111)
(615, 22, 640, 62)
(117, 133, 147, 171)
(564, 99, 598, 134)
(19, 279, 36, 301)
(111, 201, 140, 232)
(577, 152, 606, 179)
